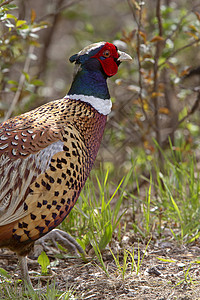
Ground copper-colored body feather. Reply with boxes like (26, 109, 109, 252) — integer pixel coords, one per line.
(0, 41, 132, 286)
(0, 98, 106, 256)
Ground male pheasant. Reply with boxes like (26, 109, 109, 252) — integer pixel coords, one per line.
(0, 41, 132, 286)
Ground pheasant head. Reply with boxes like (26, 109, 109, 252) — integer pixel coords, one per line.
(67, 42, 132, 112)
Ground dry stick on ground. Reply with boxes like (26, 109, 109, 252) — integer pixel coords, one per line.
(4, 45, 35, 121)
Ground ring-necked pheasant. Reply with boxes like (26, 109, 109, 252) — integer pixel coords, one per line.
(0, 41, 132, 286)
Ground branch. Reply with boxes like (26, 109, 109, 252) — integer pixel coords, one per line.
(127, 0, 150, 125)
(152, 0, 164, 165)
(0, 0, 14, 7)
(127, 0, 139, 26)
(152, 0, 162, 129)
(4, 45, 34, 121)
(159, 38, 200, 68)
(160, 90, 200, 150)
(36, 0, 82, 78)
(136, 5, 150, 123)
(178, 90, 200, 126)
(37, 0, 83, 22)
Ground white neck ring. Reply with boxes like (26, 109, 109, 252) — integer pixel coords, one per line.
(65, 94, 112, 115)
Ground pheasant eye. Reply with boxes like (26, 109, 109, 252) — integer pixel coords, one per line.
(103, 50, 110, 58)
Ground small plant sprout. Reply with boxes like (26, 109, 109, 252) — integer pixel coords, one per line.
(37, 251, 50, 276)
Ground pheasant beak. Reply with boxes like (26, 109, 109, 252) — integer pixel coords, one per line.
(117, 50, 132, 62)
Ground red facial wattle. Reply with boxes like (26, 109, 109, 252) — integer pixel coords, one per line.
(92, 42, 120, 77)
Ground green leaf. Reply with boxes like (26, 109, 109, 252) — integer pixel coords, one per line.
(0, 267, 11, 279)
(85, 23, 94, 33)
(37, 251, 50, 275)
(8, 80, 18, 85)
(10, 87, 17, 92)
(187, 231, 200, 243)
(4, 4, 17, 10)
(99, 222, 113, 250)
(22, 71, 30, 82)
(16, 20, 26, 27)
(178, 107, 188, 121)
(31, 79, 44, 86)
(156, 257, 177, 263)
(76, 237, 86, 250)
(186, 123, 199, 136)
(170, 194, 182, 223)
(6, 13, 17, 21)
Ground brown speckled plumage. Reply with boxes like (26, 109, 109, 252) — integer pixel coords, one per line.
(0, 41, 132, 286)
(0, 98, 106, 255)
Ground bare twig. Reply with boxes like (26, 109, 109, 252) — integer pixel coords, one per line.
(37, 0, 65, 78)
(160, 91, 200, 149)
(178, 91, 200, 126)
(152, 0, 164, 165)
(164, 10, 190, 44)
(127, 0, 139, 26)
(33, 0, 84, 81)
(136, 5, 149, 123)
(4, 45, 34, 121)
(158, 3, 200, 69)
(0, 0, 14, 8)
(156, 0, 163, 36)
(159, 38, 200, 68)
(162, 68, 177, 145)
(127, 0, 150, 125)
(37, 0, 83, 22)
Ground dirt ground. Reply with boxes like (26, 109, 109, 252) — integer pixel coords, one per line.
(1, 235, 200, 300)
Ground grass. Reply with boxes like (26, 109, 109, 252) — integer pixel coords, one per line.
(1, 142, 200, 298)
(61, 167, 133, 253)
(110, 238, 151, 280)
(0, 279, 75, 300)
(157, 257, 200, 286)
(153, 145, 200, 243)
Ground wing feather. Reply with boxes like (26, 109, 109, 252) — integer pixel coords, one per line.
(0, 98, 74, 226)
(0, 141, 64, 225)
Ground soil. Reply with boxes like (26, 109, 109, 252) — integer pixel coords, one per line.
(1, 235, 200, 300)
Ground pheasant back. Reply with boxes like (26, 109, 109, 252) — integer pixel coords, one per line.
(0, 98, 106, 255)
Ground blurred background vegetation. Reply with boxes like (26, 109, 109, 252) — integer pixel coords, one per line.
(1, 0, 200, 251)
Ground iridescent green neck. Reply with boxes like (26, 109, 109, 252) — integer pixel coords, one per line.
(68, 69, 110, 100)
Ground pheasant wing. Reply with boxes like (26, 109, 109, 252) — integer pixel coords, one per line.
(0, 100, 90, 246)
